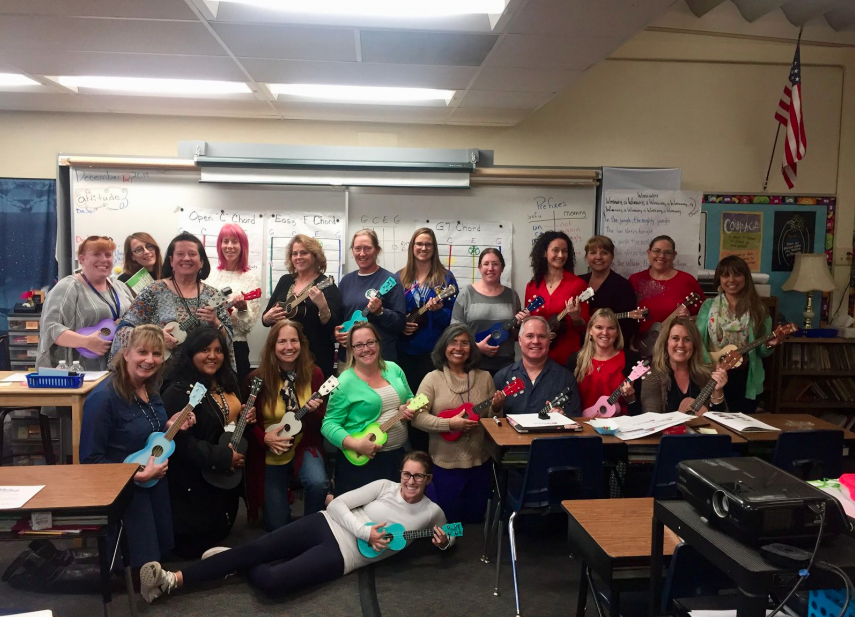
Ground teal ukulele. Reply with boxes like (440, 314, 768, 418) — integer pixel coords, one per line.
(357, 522, 464, 558)
(341, 276, 397, 333)
(343, 393, 430, 466)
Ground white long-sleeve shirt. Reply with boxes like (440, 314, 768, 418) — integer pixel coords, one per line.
(322, 480, 452, 574)
(204, 268, 261, 342)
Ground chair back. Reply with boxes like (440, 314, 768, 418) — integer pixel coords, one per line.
(515, 436, 603, 511)
(649, 434, 734, 499)
(771, 430, 843, 480)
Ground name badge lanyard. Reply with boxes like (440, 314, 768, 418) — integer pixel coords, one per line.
(80, 272, 121, 321)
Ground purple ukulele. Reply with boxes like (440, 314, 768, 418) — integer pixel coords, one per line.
(76, 318, 117, 359)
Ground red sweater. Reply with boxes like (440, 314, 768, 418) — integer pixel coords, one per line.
(244, 366, 326, 523)
(628, 270, 704, 334)
(577, 351, 628, 416)
(526, 271, 590, 365)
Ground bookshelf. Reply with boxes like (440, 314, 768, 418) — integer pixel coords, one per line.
(771, 337, 855, 417)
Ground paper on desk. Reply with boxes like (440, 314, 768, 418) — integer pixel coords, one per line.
(588, 412, 694, 441)
(0, 373, 28, 382)
(0, 485, 44, 509)
(506, 412, 580, 429)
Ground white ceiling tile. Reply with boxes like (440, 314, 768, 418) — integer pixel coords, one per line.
(242, 59, 477, 89)
(275, 101, 452, 123)
(211, 23, 358, 61)
(0, 16, 225, 55)
(509, 0, 678, 36)
(471, 66, 581, 92)
(486, 34, 627, 69)
(447, 107, 530, 125)
(0, 49, 246, 81)
(85, 95, 279, 117)
(360, 31, 498, 66)
(458, 90, 553, 109)
(0, 0, 197, 19)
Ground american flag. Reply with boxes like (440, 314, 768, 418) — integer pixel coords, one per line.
(774, 42, 806, 189)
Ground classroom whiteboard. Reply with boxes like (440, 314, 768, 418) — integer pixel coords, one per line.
(348, 185, 597, 294)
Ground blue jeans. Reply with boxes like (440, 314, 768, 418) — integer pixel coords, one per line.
(264, 452, 330, 531)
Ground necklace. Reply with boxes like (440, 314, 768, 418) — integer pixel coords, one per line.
(80, 272, 121, 321)
(172, 276, 201, 329)
(134, 395, 160, 433)
(207, 384, 229, 426)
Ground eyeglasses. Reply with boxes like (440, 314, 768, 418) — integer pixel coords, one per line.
(448, 340, 471, 349)
(649, 249, 675, 257)
(351, 339, 378, 352)
(132, 243, 156, 256)
(401, 471, 431, 483)
(413, 242, 434, 249)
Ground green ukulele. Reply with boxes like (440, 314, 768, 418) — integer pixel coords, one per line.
(343, 394, 430, 466)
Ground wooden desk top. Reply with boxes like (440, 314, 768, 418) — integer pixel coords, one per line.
(481, 416, 746, 448)
(732, 413, 855, 442)
(562, 498, 681, 561)
(0, 371, 106, 396)
(0, 463, 137, 512)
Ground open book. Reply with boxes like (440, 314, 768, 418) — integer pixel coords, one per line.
(705, 411, 780, 433)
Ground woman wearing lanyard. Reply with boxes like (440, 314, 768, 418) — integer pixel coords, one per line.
(525, 231, 589, 365)
(118, 232, 163, 290)
(38, 235, 134, 371)
(205, 224, 262, 382)
(395, 227, 457, 451)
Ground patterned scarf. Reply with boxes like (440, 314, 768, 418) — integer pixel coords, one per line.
(279, 370, 299, 413)
(707, 292, 750, 350)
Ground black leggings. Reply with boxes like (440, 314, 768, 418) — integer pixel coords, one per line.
(180, 512, 345, 597)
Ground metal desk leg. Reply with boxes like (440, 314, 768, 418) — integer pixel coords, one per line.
(97, 532, 113, 617)
(509, 511, 521, 617)
(736, 587, 768, 617)
(118, 525, 139, 617)
(576, 564, 589, 617)
(358, 564, 382, 617)
(482, 462, 501, 563)
(649, 512, 664, 617)
(609, 589, 621, 617)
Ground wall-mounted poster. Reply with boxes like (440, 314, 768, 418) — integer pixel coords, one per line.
(720, 211, 763, 271)
(772, 210, 816, 272)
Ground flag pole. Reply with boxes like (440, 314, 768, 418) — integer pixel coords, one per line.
(763, 26, 803, 193)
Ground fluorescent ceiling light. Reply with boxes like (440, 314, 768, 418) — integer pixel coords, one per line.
(0, 73, 40, 87)
(269, 84, 455, 106)
(218, 0, 505, 16)
(56, 76, 251, 96)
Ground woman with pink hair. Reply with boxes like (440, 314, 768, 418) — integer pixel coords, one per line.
(205, 224, 261, 381)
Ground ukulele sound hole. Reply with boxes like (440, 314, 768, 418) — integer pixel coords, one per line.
(368, 434, 376, 442)
(599, 407, 607, 415)
(100, 328, 111, 335)
(283, 424, 291, 433)
(152, 445, 163, 457)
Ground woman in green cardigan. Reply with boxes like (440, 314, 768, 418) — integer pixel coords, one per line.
(322, 322, 417, 495)
(696, 256, 777, 413)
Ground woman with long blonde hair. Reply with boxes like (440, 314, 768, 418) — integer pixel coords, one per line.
(245, 320, 329, 530)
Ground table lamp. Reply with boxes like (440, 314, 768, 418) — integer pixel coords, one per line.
(781, 253, 837, 329)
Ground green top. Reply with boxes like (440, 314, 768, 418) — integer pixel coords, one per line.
(696, 298, 773, 401)
(321, 361, 413, 449)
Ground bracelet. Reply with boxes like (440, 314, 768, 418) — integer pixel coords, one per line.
(710, 395, 724, 404)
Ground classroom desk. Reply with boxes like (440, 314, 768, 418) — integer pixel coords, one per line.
(729, 413, 855, 443)
(0, 463, 139, 617)
(0, 371, 108, 464)
(564, 498, 681, 617)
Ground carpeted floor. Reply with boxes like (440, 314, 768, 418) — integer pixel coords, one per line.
(0, 505, 588, 617)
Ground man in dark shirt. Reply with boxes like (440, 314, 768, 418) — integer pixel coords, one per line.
(493, 316, 581, 416)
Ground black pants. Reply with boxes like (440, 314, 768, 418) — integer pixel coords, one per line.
(397, 351, 435, 452)
(333, 448, 404, 496)
(181, 512, 344, 597)
(233, 341, 251, 384)
(722, 362, 758, 413)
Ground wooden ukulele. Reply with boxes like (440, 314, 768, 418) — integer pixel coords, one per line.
(582, 360, 650, 418)
(341, 276, 397, 333)
(614, 307, 649, 322)
(357, 522, 463, 559)
(707, 323, 797, 366)
(202, 376, 262, 490)
(635, 292, 702, 358)
(405, 284, 457, 328)
(677, 352, 740, 416)
(475, 295, 545, 347)
(277, 276, 335, 319)
(437, 377, 525, 442)
(343, 394, 430, 466)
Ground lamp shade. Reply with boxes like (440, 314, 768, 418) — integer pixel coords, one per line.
(781, 253, 837, 293)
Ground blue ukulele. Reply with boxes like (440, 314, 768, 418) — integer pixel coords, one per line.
(341, 276, 397, 333)
(357, 521, 464, 558)
(475, 295, 545, 346)
(123, 382, 207, 487)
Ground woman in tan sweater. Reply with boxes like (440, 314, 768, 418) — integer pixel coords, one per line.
(413, 323, 504, 523)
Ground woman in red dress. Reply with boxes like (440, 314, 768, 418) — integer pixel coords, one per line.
(524, 231, 589, 365)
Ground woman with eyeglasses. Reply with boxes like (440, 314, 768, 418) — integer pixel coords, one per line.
(395, 227, 458, 451)
(140, 451, 452, 604)
(160, 326, 256, 558)
(262, 234, 342, 379)
(204, 224, 262, 382)
(118, 232, 163, 291)
(112, 232, 235, 370)
(244, 320, 330, 530)
(411, 324, 503, 523)
(323, 322, 416, 496)
(38, 236, 134, 371)
(334, 229, 406, 364)
(628, 235, 704, 342)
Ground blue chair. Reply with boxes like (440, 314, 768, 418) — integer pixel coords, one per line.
(771, 430, 843, 480)
(648, 434, 735, 499)
(501, 436, 603, 617)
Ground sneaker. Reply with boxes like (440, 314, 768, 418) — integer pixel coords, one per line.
(201, 547, 230, 560)
(140, 561, 177, 604)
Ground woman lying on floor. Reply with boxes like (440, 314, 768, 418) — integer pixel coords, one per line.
(140, 450, 453, 603)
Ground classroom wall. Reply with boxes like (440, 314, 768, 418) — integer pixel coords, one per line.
(1, 27, 853, 300)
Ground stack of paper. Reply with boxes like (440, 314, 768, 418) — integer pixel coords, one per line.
(588, 412, 695, 441)
(704, 412, 779, 433)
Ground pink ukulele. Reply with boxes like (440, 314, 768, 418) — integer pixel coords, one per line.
(582, 360, 650, 418)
